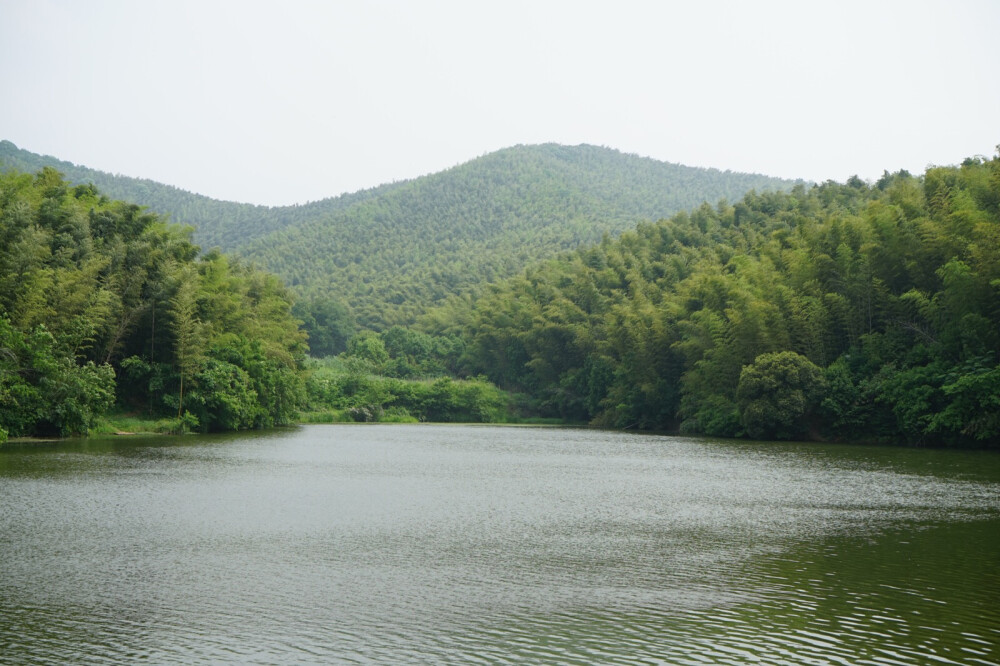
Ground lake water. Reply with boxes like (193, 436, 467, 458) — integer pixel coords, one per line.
(1, 424, 998, 665)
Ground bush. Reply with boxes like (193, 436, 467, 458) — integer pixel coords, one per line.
(303, 356, 510, 423)
(382, 407, 420, 423)
(0, 320, 116, 437)
(298, 410, 343, 423)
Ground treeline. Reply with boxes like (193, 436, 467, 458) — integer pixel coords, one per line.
(0, 139, 399, 250)
(300, 327, 512, 425)
(0, 168, 307, 439)
(7, 148, 995, 447)
(446, 156, 1000, 446)
(239, 144, 804, 330)
(1, 140, 805, 334)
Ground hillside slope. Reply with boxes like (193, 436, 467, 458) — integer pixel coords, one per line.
(1, 140, 805, 329)
(454, 155, 1000, 445)
(237, 144, 805, 328)
(0, 139, 406, 249)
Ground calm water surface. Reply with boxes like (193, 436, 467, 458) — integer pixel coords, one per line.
(1, 425, 998, 664)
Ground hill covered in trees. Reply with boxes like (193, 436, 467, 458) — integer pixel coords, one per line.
(1, 140, 805, 335)
(239, 144, 804, 331)
(0, 139, 407, 251)
(445, 155, 1000, 447)
(5, 140, 996, 447)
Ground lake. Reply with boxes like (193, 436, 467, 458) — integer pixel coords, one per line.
(1, 424, 998, 664)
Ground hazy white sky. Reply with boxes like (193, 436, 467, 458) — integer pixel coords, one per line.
(1, 0, 998, 206)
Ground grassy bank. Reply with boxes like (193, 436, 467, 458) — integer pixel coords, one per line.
(89, 411, 197, 436)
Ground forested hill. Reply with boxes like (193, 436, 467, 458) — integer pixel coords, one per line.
(235, 144, 805, 329)
(1, 140, 804, 330)
(0, 139, 408, 250)
(452, 156, 1000, 447)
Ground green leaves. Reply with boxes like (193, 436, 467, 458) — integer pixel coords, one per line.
(303, 355, 507, 424)
(0, 317, 115, 436)
(224, 145, 803, 330)
(168, 265, 204, 417)
(737, 352, 826, 440)
(456, 153, 1000, 445)
(932, 360, 1000, 441)
(0, 169, 308, 436)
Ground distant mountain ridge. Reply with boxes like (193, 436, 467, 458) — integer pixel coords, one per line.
(0, 139, 807, 329)
(0, 139, 407, 249)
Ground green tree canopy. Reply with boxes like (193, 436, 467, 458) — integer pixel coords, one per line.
(0, 168, 308, 436)
(453, 152, 1000, 446)
(737, 351, 826, 440)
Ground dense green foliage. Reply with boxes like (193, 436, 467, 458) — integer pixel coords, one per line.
(0, 139, 397, 251)
(0, 317, 115, 437)
(0, 168, 307, 436)
(304, 365, 508, 425)
(737, 351, 826, 440)
(239, 145, 804, 329)
(6, 141, 997, 447)
(451, 156, 1000, 446)
(2, 141, 804, 332)
(303, 337, 506, 424)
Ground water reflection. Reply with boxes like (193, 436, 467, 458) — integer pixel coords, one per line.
(2, 425, 998, 664)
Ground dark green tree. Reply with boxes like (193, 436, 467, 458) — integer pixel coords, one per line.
(736, 351, 827, 440)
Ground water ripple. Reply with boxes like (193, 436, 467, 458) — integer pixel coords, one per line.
(2, 425, 998, 664)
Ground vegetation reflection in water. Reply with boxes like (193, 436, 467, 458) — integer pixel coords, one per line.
(1, 425, 998, 664)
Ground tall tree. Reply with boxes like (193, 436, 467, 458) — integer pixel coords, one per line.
(168, 265, 204, 418)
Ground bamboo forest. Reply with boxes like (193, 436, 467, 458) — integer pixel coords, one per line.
(1, 143, 998, 447)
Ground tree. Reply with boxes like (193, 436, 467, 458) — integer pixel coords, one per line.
(346, 331, 389, 371)
(737, 351, 826, 440)
(0, 168, 310, 436)
(169, 266, 204, 418)
(0, 318, 114, 436)
(292, 296, 355, 358)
